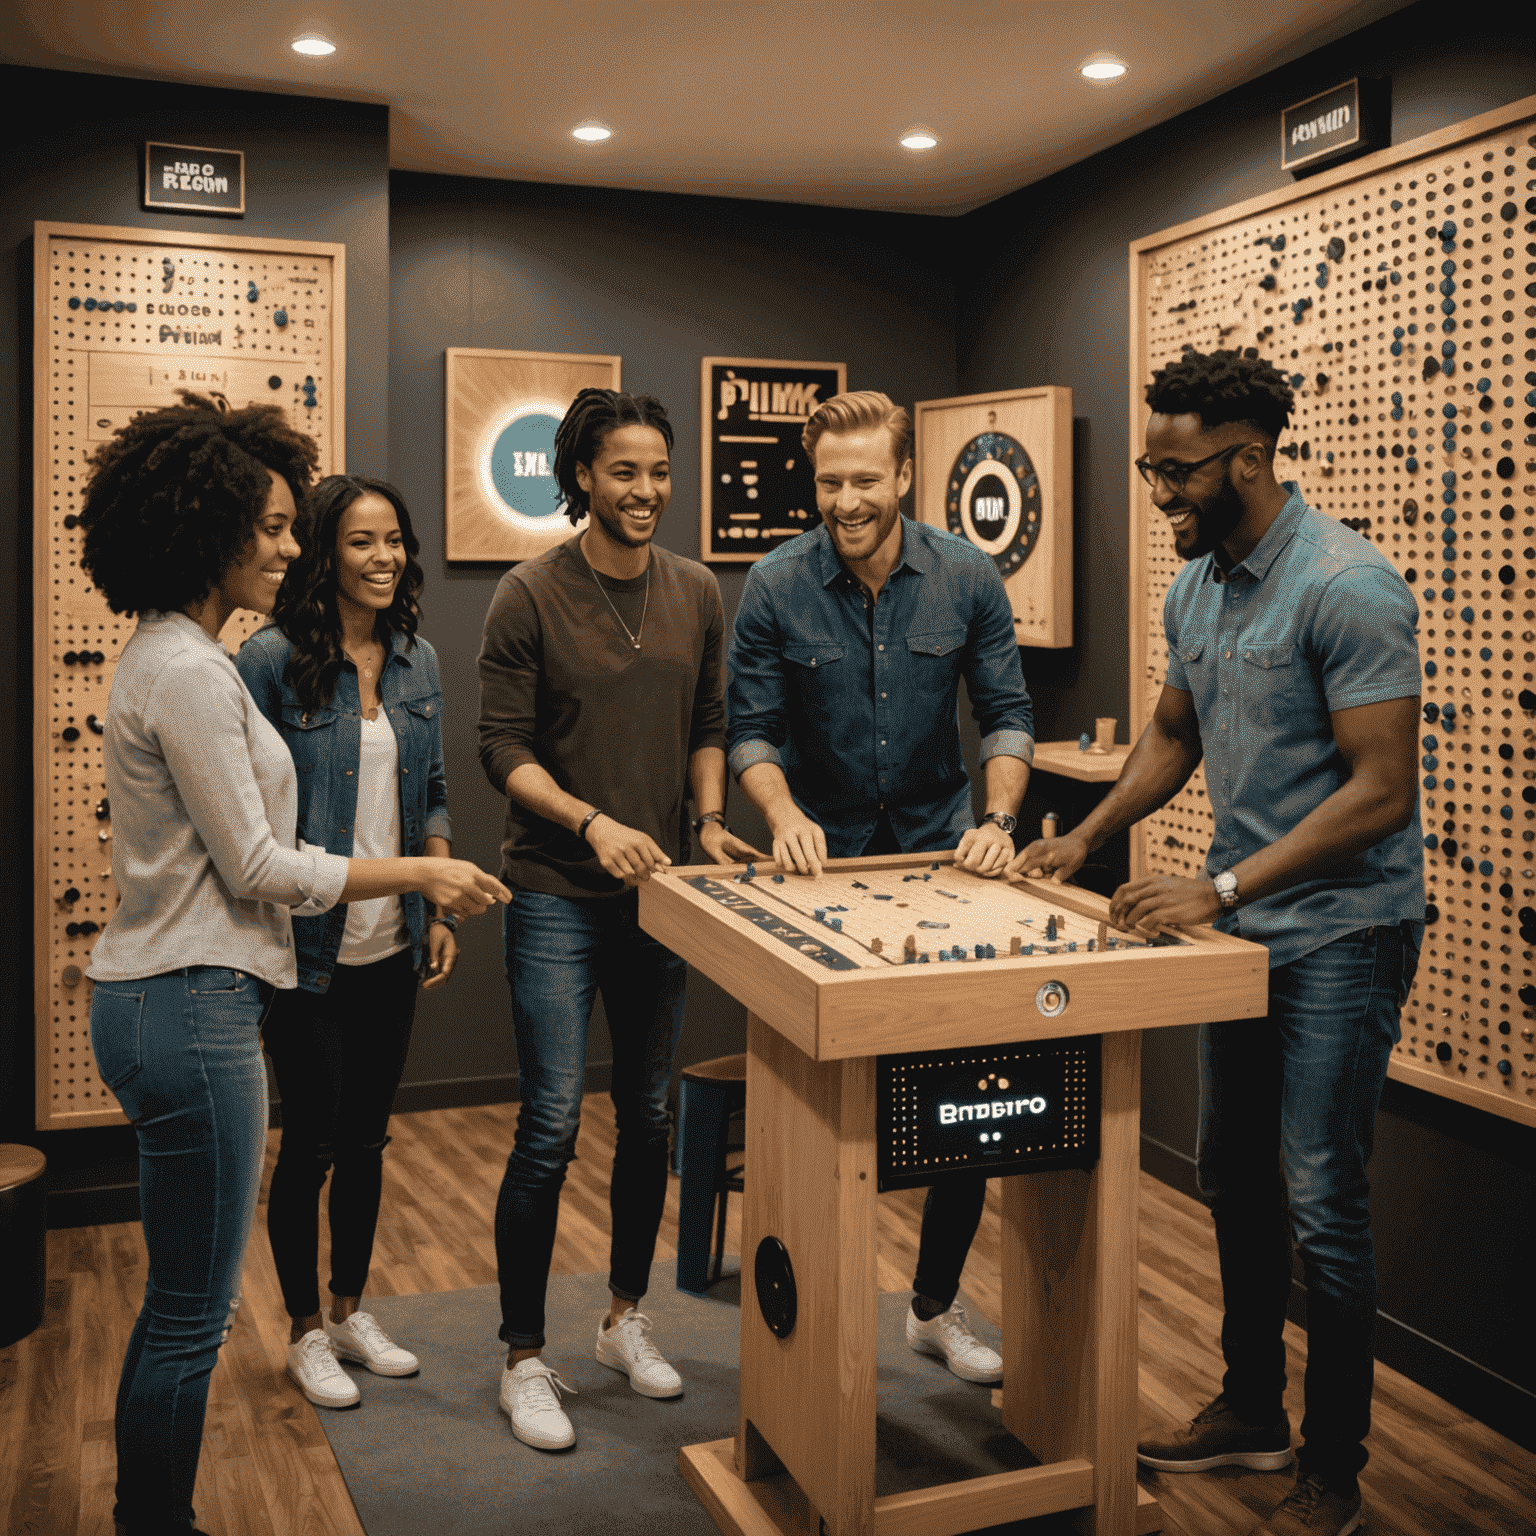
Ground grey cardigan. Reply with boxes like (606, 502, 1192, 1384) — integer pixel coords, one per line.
(87, 611, 350, 988)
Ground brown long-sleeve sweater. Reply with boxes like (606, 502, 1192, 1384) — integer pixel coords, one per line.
(477, 536, 727, 898)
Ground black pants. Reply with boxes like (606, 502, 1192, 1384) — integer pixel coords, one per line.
(863, 812, 990, 1308)
(264, 948, 419, 1319)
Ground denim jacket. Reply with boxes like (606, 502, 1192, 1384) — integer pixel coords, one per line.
(236, 626, 453, 991)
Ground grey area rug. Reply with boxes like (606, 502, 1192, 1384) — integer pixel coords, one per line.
(317, 1262, 1066, 1536)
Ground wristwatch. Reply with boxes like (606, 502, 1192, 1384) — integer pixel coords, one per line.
(1214, 869, 1240, 911)
(981, 812, 1018, 835)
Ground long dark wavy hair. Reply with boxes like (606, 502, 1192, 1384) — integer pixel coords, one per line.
(267, 475, 425, 713)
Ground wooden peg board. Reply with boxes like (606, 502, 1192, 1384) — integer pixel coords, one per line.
(32, 221, 346, 1131)
(1127, 100, 1536, 1129)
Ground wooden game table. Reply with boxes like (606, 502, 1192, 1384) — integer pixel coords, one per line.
(639, 850, 1269, 1536)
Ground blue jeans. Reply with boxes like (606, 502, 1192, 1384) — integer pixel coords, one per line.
(495, 889, 688, 1348)
(1198, 921, 1421, 1491)
(90, 967, 271, 1533)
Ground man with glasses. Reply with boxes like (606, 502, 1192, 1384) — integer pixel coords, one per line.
(1013, 348, 1422, 1536)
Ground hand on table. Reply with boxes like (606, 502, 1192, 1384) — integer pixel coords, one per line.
(1007, 831, 1090, 884)
(421, 922, 458, 990)
(766, 807, 827, 877)
(1108, 874, 1220, 936)
(955, 821, 1015, 877)
(699, 820, 768, 868)
(586, 815, 671, 885)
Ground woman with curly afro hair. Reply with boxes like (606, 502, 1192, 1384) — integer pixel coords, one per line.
(236, 475, 456, 1410)
(81, 395, 509, 1536)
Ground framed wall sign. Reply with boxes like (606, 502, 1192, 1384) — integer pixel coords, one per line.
(1281, 78, 1388, 176)
(914, 385, 1073, 648)
(444, 348, 621, 562)
(142, 142, 245, 215)
(700, 355, 846, 563)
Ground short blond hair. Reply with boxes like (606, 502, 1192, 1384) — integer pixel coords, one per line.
(802, 390, 913, 470)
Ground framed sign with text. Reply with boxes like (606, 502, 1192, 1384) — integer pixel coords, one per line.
(143, 142, 245, 215)
(914, 385, 1073, 648)
(444, 348, 621, 562)
(1281, 78, 1388, 176)
(700, 355, 845, 563)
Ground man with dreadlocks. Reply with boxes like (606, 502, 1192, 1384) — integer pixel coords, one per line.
(477, 388, 759, 1452)
(1012, 348, 1422, 1536)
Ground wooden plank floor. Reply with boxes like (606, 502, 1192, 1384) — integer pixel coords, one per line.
(3, 1095, 1531, 1536)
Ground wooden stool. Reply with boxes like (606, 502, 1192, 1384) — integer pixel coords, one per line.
(676, 1054, 746, 1295)
(0, 1145, 48, 1348)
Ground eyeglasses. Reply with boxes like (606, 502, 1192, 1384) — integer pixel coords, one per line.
(1134, 442, 1258, 492)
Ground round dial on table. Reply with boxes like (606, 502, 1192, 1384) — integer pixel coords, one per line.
(945, 431, 1042, 579)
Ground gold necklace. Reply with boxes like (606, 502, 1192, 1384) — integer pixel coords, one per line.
(344, 640, 383, 680)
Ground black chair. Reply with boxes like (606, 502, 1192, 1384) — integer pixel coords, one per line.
(674, 1054, 746, 1294)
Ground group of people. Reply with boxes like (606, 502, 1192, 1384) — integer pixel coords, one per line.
(83, 346, 1421, 1536)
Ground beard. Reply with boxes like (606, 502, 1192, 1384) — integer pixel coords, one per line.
(1171, 471, 1245, 561)
(589, 494, 659, 549)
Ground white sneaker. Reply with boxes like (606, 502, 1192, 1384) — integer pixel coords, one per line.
(595, 1308, 683, 1399)
(326, 1311, 419, 1377)
(287, 1329, 360, 1408)
(906, 1301, 1003, 1383)
(500, 1358, 577, 1451)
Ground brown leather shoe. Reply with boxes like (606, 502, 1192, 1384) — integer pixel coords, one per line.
(1137, 1394, 1295, 1473)
(1246, 1472, 1362, 1535)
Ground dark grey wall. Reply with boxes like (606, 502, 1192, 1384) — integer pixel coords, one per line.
(0, 66, 391, 1190)
(949, 5, 1535, 1438)
(387, 173, 958, 1104)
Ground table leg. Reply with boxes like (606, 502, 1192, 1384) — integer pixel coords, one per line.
(735, 1013, 878, 1536)
(1001, 1031, 1144, 1535)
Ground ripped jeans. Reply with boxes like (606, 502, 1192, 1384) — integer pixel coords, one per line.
(264, 947, 418, 1319)
(1198, 919, 1422, 1491)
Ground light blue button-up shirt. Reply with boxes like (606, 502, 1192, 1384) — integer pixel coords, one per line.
(1163, 486, 1424, 968)
(727, 518, 1034, 856)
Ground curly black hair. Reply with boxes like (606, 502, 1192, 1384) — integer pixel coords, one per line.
(79, 391, 319, 616)
(552, 388, 674, 525)
(1145, 347, 1295, 448)
(265, 475, 425, 714)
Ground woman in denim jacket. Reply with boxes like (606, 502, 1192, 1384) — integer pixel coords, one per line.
(237, 475, 456, 1411)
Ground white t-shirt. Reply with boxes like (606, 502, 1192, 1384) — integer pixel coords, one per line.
(338, 708, 409, 966)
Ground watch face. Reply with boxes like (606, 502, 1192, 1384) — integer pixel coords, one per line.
(945, 431, 1042, 580)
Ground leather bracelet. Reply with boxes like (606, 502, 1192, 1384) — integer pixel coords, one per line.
(693, 810, 727, 835)
(577, 808, 604, 842)
(429, 914, 458, 933)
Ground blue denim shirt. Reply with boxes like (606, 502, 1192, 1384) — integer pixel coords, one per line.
(236, 627, 452, 991)
(1163, 486, 1424, 969)
(727, 519, 1034, 856)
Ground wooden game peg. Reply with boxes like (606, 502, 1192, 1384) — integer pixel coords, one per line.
(1041, 811, 1058, 840)
(1087, 716, 1117, 754)
(870, 937, 883, 955)
(1097, 920, 1108, 951)
(903, 934, 916, 962)
(1009, 935, 1021, 956)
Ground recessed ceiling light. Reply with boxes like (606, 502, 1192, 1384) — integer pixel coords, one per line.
(291, 35, 336, 57)
(1079, 56, 1128, 82)
(571, 121, 612, 143)
(899, 126, 939, 152)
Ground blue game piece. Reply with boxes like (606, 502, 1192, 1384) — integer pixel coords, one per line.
(247, 283, 259, 302)
(930, 862, 940, 870)
(1044, 917, 1057, 941)
(830, 918, 842, 931)
(974, 944, 985, 959)
(1078, 733, 1091, 751)
(938, 948, 951, 961)
(814, 907, 827, 920)
(1067, 942, 1077, 952)
(918, 953, 929, 963)
(1022, 943, 1034, 955)
(773, 874, 784, 883)
(874, 893, 892, 900)
(851, 881, 867, 889)
(743, 863, 756, 879)
(984, 944, 996, 959)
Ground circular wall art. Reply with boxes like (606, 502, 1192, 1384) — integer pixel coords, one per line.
(478, 398, 575, 532)
(945, 431, 1042, 580)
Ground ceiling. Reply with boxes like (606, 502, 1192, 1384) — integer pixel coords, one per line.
(2, 0, 1411, 216)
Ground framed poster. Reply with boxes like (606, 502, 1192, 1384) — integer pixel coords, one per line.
(914, 386, 1073, 648)
(445, 348, 621, 562)
(700, 355, 846, 563)
(33, 219, 345, 1129)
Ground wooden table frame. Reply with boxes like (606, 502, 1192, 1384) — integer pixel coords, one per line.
(640, 852, 1268, 1536)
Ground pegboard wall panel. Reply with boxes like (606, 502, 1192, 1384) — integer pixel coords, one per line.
(32, 222, 346, 1131)
(1127, 100, 1536, 1129)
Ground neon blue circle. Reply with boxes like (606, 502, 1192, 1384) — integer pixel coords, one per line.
(489, 414, 563, 517)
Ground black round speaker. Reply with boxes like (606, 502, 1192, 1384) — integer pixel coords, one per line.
(754, 1236, 797, 1340)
